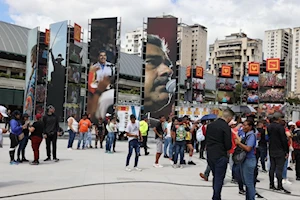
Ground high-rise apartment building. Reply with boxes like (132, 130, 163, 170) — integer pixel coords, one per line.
(264, 28, 293, 91)
(208, 32, 263, 82)
(123, 27, 145, 57)
(292, 27, 300, 94)
(190, 24, 207, 69)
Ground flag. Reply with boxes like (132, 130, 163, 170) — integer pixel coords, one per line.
(74, 23, 81, 42)
(248, 62, 260, 75)
(266, 58, 280, 72)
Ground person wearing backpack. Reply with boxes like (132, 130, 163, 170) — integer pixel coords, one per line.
(199, 120, 207, 159)
(171, 118, 186, 168)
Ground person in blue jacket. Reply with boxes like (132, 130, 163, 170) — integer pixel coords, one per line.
(9, 110, 24, 165)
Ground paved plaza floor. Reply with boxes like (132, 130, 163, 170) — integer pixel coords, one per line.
(0, 136, 300, 200)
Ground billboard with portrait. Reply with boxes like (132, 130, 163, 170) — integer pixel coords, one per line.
(259, 73, 286, 87)
(24, 27, 38, 119)
(243, 76, 259, 90)
(67, 84, 80, 104)
(46, 21, 68, 121)
(259, 88, 285, 103)
(216, 78, 236, 91)
(144, 17, 178, 119)
(192, 78, 205, 90)
(217, 91, 234, 104)
(242, 90, 259, 104)
(87, 18, 117, 121)
(68, 63, 81, 84)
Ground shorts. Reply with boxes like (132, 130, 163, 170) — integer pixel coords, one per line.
(186, 140, 192, 145)
(156, 138, 163, 153)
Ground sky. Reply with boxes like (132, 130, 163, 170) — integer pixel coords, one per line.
(1, 0, 300, 49)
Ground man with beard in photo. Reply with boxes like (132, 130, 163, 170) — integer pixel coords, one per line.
(144, 34, 174, 115)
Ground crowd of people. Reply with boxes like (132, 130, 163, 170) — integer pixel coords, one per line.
(1, 105, 300, 200)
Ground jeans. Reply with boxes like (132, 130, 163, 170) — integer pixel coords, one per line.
(282, 158, 289, 179)
(77, 132, 88, 149)
(269, 155, 286, 188)
(31, 136, 42, 161)
(46, 133, 58, 159)
(228, 154, 234, 178)
(233, 163, 244, 191)
(17, 135, 29, 159)
(241, 157, 256, 200)
(200, 140, 206, 158)
(207, 156, 228, 200)
(85, 131, 92, 148)
(141, 136, 148, 154)
(204, 164, 211, 178)
(126, 139, 140, 167)
(67, 130, 76, 148)
(259, 146, 267, 171)
(295, 149, 300, 178)
(106, 132, 115, 152)
(174, 141, 185, 164)
(164, 137, 173, 157)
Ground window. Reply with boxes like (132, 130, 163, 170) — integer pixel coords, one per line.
(128, 39, 132, 42)
(243, 50, 246, 55)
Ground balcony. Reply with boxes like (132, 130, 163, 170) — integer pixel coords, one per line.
(0, 77, 25, 90)
(217, 50, 241, 58)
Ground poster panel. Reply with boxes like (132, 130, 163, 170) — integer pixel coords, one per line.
(68, 63, 81, 84)
(46, 20, 68, 121)
(24, 27, 38, 119)
(259, 88, 285, 103)
(216, 78, 236, 91)
(117, 105, 141, 132)
(217, 91, 234, 104)
(144, 17, 178, 119)
(243, 76, 259, 90)
(259, 73, 286, 87)
(87, 18, 118, 121)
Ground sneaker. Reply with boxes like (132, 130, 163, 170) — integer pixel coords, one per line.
(296, 177, 300, 181)
(239, 190, 246, 195)
(231, 179, 237, 184)
(77, 147, 80, 150)
(30, 161, 39, 165)
(172, 164, 178, 169)
(255, 193, 264, 198)
(169, 160, 174, 165)
(282, 179, 292, 185)
(108, 151, 113, 154)
(200, 157, 206, 160)
(113, 149, 116, 153)
(256, 179, 260, 183)
(125, 167, 132, 172)
(17, 158, 22, 163)
(44, 158, 51, 162)
(200, 173, 208, 181)
(105, 151, 109, 153)
(270, 185, 277, 190)
(277, 187, 291, 194)
(22, 158, 29, 162)
(287, 167, 293, 171)
(179, 165, 183, 169)
(90, 146, 94, 149)
(67, 148, 72, 150)
(153, 164, 163, 168)
(164, 155, 169, 158)
(54, 158, 59, 162)
(134, 167, 142, 171)
(10, 160, 19, 165)
(145, 152, 150, 156)
(95, 146, 98, 149)
(188, 161, 196, 165)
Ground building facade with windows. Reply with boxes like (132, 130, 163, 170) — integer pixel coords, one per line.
(292, 27, 300, 94)
(208, 32, 263, 82)
(123, 27, 145, 57)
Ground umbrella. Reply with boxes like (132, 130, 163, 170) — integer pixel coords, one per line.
(231, 105, 257, 113)
(201, 114, 217, 121)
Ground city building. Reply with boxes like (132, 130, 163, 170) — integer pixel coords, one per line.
(208, 32, 263, 82)
(190, 24, 207, 69)
(264, 28, 293, 91)
(292, 27, 300, 94)
(123, 27, 145, 56)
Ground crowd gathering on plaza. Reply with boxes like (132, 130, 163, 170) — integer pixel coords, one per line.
(0, 104, 300, 200)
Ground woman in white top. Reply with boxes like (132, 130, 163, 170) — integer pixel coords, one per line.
(106, 117, 117, 153)
(67, 114, 78, 150)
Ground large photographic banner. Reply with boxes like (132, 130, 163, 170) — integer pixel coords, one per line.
(87, 18, 117, 121)
(47, 21, 68, 121)
(144, 17, 178, 119)
(24, 27, 38, 119)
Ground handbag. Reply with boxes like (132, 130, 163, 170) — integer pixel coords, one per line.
(233, 134, 252, 164)
(18, 133, 25, 141)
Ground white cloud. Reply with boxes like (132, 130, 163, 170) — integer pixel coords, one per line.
(4, 0, 300, 57)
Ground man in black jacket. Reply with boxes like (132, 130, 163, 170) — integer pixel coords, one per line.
(267, 112, 290, 193)
(43, 105, 59, 162)
(206, 109, 234, 200)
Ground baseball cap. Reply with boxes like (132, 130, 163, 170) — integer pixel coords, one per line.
(288, 121, 296, 126)
(0, 105, 8, 117)
(47, 105, 55, 110)
(36, 113, 42, 120)
(296, 121, 300, 128)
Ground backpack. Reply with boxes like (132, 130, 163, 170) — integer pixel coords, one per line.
(176, 125, 187, 142)
(196, 125, 205, 142)
(233, 134, 252, 164)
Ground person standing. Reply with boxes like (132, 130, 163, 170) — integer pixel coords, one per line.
(293, 121, 300, 181)
(171, 118, 186, 168)
(234, 120, 257, 200)
(95, 118, 105, 149)
(106, 117, 117, 153)
(164, 117, 173, 159)
(9, 110, 24, 165)
(29, 114, 44, 165)
(199, 120, 207, 159)
(257, 121, 268, 173)
(267, 112, 290, 193)
(153, 115, 166, 168)
(43, 105, 60, 162)
(77, 113, 91, 150)
(112, 118, 119, 152)
(67, 114, 78, 150)
(125, 114, 142, 172)
(17, 113, 30, 163)
(206, 109, 234, 200)
(140, 116, 149, 155)
(0, 105, 8, 148)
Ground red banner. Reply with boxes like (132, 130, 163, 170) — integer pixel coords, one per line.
(195, 66, 204, 78)
(221, 65, 232, 77)
(186, 66, 191, 78)
(45, 29, 50, 45)
(74, 23, 81, 42)
(248, 62, 260, 75)
(266, 58, 280, 72)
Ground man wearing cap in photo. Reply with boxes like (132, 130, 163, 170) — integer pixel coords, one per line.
(43, 105, 60, 162)
(0, 105, 8, 148)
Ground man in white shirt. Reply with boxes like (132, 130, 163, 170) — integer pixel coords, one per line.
(0, 105, 8, 148)
(125, 114, 143, 172)
(164, 117, 174, 164)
